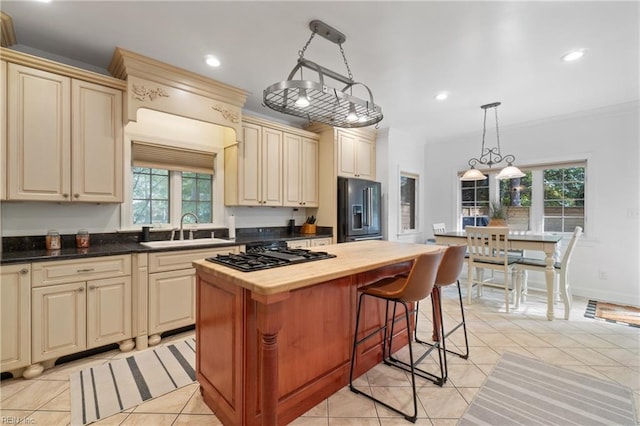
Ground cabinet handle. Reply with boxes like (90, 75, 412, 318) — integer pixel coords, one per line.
(77, 287, 85, 293)
(63, 193, 69, 198)
(20, 268, 29, 275)
(74, 193, 80, 199)
(89, 285, 96, 290)
(77, 268, 95, 273)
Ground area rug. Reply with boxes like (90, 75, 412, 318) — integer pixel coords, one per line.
(584, 299, 640, 328)
(70, 337, 196, 425)
(458, 352, 637, 426)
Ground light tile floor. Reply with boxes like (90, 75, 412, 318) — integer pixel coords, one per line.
(1, 287, 639, 425)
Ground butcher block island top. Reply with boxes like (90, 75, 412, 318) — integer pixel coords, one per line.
(192, 240, 443, 296)
(194, 240, 446, 426)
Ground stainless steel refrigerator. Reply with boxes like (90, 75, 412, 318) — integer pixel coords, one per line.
(337, 177, 382, 242)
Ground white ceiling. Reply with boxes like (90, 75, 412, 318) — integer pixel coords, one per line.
(2, 1, 638, 142)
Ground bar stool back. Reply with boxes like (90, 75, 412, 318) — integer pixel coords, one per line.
(349, 249, 445, 423)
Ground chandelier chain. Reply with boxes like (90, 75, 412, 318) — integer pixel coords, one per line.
(339, 43, 354, 82)
(494, 105, 501, 154)
(298, 31, 316, 58)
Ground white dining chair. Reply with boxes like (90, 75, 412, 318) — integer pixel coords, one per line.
(515, 226, 582, 320)
(466, 226, 521, 313)
(426, 223, 447, 244)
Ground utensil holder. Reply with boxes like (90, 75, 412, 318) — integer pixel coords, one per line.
(300, 223, 316, 234)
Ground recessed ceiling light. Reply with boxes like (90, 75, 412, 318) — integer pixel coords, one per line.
(435, 92, 449, 101)
(36, 0, 52, 3)
(205, 55, 221, 67)
(562, 49, 585, 62)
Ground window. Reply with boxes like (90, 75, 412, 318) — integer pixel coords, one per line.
(461, 177, 489, 228)
(129, 140, 216, 227)
(400, 173, 418, 232)
(182, 172, 212, 223)
(132, 167, 169, 224)
(543, 166, 585, 232)
(459, 161, 586, 234)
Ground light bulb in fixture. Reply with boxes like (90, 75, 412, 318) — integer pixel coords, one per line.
(435, 92, 448, 101)
(205, 55, 221, 67)
(562, 49, 585, 62)
(346, 103, 358, 122)
(294, 88, 311, 108)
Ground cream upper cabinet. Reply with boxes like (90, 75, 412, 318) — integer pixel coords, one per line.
(6, 63, 123, 202)
(71, 79, 123, 202)
(232, 122, 282, 206)
(337, 129, 375, 180)
(7, 64, 71, 201)
(1, 264, 31, 374)
(283, 133, 319, 207)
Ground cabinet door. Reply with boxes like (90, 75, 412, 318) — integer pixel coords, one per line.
(239, 123, 261, 206)
(1, 61, 6, 200)
(72, 80, 123, 202)
(337, 131, 356, 177)
(283, 133, 302, 206)
(32, 282, 86, 363)
(301, 137, 319, 207)
(355, 137, 375, 180)
(7, 64, 71, 201)
(86, 276, 131, 349)
(261, 127, 283, 206)
(1, 264, 31, 372)
(148, 269, 196, 335)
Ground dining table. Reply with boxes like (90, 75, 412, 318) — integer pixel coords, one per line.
(435, 231, 564, 321)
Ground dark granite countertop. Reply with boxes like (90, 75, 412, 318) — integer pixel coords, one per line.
(1, 227, 333, 265)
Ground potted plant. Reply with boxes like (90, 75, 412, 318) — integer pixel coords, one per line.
(488, 201, 508, 226)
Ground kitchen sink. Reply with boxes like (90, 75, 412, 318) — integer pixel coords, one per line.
(140, 238, 233, 249)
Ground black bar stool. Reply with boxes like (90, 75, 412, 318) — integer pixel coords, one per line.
(348, 250, 445, 423)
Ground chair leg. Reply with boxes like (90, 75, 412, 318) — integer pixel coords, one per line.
(512, 269, 520, 309)
(504, 271, 510, 314)
(350, 295, 419, 422)
(560, 269, 572, 320)
(521, 270, 528, 302)
(467, 267, 474, 305)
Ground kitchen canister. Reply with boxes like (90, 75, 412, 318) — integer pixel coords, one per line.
(45, 230, 61, 250)
(76, 229, 90, 248)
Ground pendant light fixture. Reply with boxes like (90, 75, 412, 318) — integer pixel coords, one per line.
(461, 102, 525, 181)
(263, 20, 383, 128)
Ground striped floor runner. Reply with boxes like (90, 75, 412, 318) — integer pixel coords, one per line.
(459, 352, 637, 425)
(70, 338, 196, 425)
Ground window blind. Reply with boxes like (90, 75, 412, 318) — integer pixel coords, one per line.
(132, 141, 215, 175)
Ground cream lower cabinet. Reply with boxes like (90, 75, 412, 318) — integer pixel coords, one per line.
(286, 237, 332, 249)
(6, 60, 123, 202)
(1, 264, 31, 376)
(28, 255, 133, 378)
(147, 246, 241, 345)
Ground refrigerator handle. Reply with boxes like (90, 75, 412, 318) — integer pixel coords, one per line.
(362, 188, 369, 227)
(363, 187, 373, 227)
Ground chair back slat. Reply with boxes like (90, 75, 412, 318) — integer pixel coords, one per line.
(432, 223, 446, 234)
(466, 226, 510, 266)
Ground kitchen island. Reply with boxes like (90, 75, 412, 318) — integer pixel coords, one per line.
(192, 240, 443, 426)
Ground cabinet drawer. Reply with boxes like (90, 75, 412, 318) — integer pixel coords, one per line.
(32, 255, 131, 287)
(310, 238, 332, 247)
(149, 246, 241, 273)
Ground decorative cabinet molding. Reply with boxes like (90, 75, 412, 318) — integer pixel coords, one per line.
(5, 60, 123, 202)
(109, 47, 247, 143)
(337, 130, 376, 179)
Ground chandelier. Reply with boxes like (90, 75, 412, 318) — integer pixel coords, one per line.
(460, 102, 525, 181)
(263, 20, 383, 128)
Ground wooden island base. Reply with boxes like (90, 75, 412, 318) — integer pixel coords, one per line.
(193, 241, 444, 426)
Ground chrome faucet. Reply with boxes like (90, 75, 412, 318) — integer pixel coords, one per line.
(180, 212, 199, 240)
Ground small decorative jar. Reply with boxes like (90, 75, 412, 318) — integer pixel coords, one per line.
(76, 229, 90, 248)
(45, 230, 61, 250)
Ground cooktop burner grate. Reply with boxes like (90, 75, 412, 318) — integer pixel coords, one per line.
(206, 247, 336, 272)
